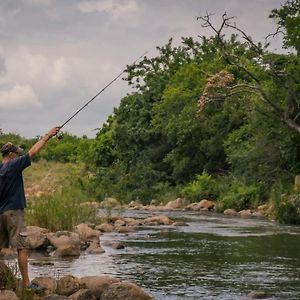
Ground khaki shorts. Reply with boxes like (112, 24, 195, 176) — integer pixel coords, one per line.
(0, 209, 28, 249)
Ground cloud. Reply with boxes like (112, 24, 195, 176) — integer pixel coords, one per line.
(3, 49, 70, 90)
(51, 57, 69, 87)
(77, 0, 138, 19)
(0, 84, 41, 109)
(23, 0, 51, 6)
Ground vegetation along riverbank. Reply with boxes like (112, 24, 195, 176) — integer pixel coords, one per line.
(1, 0, 300, 298)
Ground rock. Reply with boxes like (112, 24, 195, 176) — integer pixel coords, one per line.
(173, 221, 189, 226)
(86, 241, 105, 254)
(247, 290, 272, 299)
(239, 209, 252, 218)
(0, 248, 17, 259)
(128, 200, 142, 208)
(224, 209, 238, 216)
(56, 275, 80, 296)
(143, 215, 173, 225)
(115, 226, 136, 233)
(185, 200, 215, 211)
(74, 224, 100, 241)
(0, 290, 18, 300)
(123, 218, 142, 226)
(101, 281, 154, 300)
(53, 245, 80, 257)
(114, 219, 126, 227)
(47, 231, 81, 249)
(0, 261, 17, 290)
(26, 225, 49, 249)
(95, 223, 114, 233)
(102, 240, 125, 249)
(32, 276, 57, 293)
(68, 289, 97, 300)
(165, 198, 188, 210)
(80, 276, 120, 296)
(252, 212, 265, 218)
(99, 198, 121, 208)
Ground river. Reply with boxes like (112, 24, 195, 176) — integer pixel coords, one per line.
(27, 210, 300, 299)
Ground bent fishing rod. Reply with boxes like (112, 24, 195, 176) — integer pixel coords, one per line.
(57, 51, 148, 138)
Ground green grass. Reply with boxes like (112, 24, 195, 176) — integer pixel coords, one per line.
(24, 160, 98, 231)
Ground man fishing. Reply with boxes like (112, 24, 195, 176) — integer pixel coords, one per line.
(0, 126, 60, 291)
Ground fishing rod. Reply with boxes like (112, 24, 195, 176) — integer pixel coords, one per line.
(57, 51, 148, 138)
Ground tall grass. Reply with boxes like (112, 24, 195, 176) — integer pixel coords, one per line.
(26, 185, 97, 232)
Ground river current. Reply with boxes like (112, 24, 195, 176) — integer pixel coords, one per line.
(27, 210, 300, 299)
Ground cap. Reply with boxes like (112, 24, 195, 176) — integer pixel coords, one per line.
(1, 142, 24, 156)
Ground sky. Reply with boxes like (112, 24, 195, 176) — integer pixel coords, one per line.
(0, 0, 285, 138)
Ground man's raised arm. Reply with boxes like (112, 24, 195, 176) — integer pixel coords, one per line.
(28, 127, 60, 159)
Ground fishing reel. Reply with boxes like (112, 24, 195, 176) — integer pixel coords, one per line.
(56, 132, 64, 140)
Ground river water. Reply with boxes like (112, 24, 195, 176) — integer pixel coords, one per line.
(27, 210, 300, 299)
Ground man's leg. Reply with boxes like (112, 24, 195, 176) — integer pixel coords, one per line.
(6, 210, 30, 286)
(17, 248, 30, 286)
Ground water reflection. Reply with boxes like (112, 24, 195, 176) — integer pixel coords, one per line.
(25, 211, 300, 299)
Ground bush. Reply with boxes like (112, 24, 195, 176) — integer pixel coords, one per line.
(271, 182, 300, 224)
(26, 185, 97, 231)
(181, 171, 218, 201)
(217, 179, 261, 212)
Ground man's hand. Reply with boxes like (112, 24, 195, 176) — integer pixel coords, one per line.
(46, 127, 61, 139)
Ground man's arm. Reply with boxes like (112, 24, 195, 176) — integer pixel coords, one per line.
(28, 127, 60, 159)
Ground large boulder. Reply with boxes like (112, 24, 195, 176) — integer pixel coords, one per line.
(224, 209, 238, 216)
(47, 231, 81, 249)
(32, 276, 57, 293)
(101, 281, 154, 300)
(26, 225, 49, 249)
(239, 209, 252, 218)
(165, 198, 188, 210)
(86, 241, 105, 254)
(56, 275, 80, 296)
(123, 218, 142, 226)
(74, 224, 100, 241)
(143, 215, 173, 225)
(95, 223, 114, 233)
(80, 276, 121, 297)
(53, 245, 80, 257)
(185, 199, 215, 211)
(68, 289, 97, 300)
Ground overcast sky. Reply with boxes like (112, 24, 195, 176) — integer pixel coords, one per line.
(0, 0, 285, 138)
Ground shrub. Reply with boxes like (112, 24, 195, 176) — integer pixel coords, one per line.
(271, 182, 300, 224)
(217, 179, 261, 212)
(181, 171, 218, 201)
(26, 185, 96, 231)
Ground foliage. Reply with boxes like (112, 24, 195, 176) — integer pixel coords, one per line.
(181, 172, 218, 201)
(271, 181, 300, 224)
(217, 179, 261, 212)
(26, 184, 96, 231)
(3, 1, 300, 225)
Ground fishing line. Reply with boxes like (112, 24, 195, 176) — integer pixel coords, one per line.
(59, 51, 148, 131)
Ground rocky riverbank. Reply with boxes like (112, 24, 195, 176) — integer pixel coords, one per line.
(0, 264, 154, 300)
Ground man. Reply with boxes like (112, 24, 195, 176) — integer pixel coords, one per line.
(0, 126, 60, 291)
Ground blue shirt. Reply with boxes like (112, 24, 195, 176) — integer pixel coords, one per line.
(0, 154, 31, 213)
